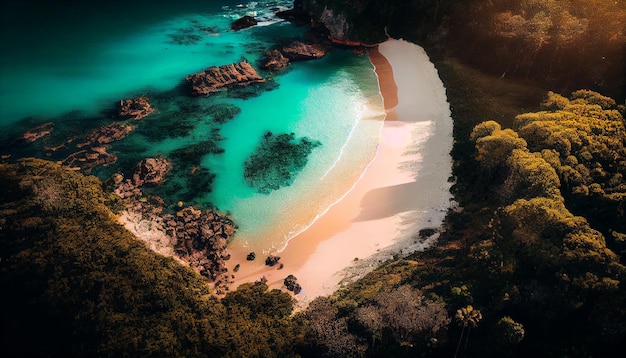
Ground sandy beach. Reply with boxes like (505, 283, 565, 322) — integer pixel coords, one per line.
(226, 39, 453, 304)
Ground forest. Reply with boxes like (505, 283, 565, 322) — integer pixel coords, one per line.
(2, 0, 625, 357)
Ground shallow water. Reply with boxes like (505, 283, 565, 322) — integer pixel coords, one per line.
(0, 0, 385, 251)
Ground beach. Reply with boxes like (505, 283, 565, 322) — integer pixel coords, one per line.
(226, 39, 453, 304)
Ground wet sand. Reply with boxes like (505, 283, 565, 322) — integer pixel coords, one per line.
(226, 39, 453, 305)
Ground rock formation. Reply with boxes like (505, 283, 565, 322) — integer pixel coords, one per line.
(63, 122, 135, 171)
(77, 122, 134, 148)
(132, 157, 170, 187)
(284, 274, 302, 294)
(265, 255, 281, 267)
(185, 62, 265, 96)
(118, 96, 155, 120)
(262, 49, 290, 70)
(169, 207, 235, 286)
(281, 41, 329, 61)
(113, 157, 236, 294)
(62, 147, 117, 170)
(231, 15, 257, 31)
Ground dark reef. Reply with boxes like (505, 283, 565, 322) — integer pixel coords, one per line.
(244, 132, 321, 194)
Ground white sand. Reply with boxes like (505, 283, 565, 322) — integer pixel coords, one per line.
(226, 39, 453, 305)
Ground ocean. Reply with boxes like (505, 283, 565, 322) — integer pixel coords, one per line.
(0, 0, 386, 252)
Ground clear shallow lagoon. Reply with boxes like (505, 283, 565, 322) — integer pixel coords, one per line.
(0, 0, 385, 251)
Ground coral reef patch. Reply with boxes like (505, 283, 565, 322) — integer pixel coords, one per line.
(244, 132, 320, 194)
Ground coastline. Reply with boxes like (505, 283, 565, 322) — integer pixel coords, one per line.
(367, 46, 398, 118)
(225, 39, 454, 305)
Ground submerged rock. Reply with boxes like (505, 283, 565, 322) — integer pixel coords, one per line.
(77, 122, 134, 148)
(244, 132, 321, 194)
(13, 122, 54, 144)
(62, 147, 117, 171)
(185, 62, 265, 96)
(118, 96, 155, 121)
(132, 157, 170, 187)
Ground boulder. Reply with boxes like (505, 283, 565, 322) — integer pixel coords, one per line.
(119, 96, 155, 120)
(265, 255, 281, 267)
(133, 157, 170, 187)
(284, 274, 302, 294)
(262, 49, 290, 70)
(231, 15, 257, 31)
(185, 62, 265, 96)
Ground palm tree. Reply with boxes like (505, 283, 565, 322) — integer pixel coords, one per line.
(454, 305, 482, 358)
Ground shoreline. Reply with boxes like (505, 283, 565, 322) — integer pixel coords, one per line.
(367, 46, 399, 118)
(225, 39, 454, 305)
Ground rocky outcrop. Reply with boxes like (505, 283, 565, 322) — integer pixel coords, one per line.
(231, 15, 257, 31)
(261, 41, 330, 70)
(295, 0, 388, 45)
(185, 62, 265, 96)
(118, 96, 155, 120)
(262, 49, 290, 70)
(112, 156, 170, 200)
(265, 255, 281, 267)
(284, 274, 302, 294)
(169, 207, 235, 285)
(281, 41, 329, 61)
(113, 157, 236, 294)
(318, 7, 349, 42)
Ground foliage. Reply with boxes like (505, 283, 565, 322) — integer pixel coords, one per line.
(514, 91, 626, 247)
(448, 0, 626, 98)
(0, 159, 302, 357)
(302, 285, 449, 358)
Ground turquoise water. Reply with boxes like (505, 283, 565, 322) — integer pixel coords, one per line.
(0, 0, 385, 251)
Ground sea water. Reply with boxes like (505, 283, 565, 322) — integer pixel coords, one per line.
(0, 0, 385, 252)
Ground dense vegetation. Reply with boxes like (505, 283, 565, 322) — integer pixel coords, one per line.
(0, 159, 301, 357)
